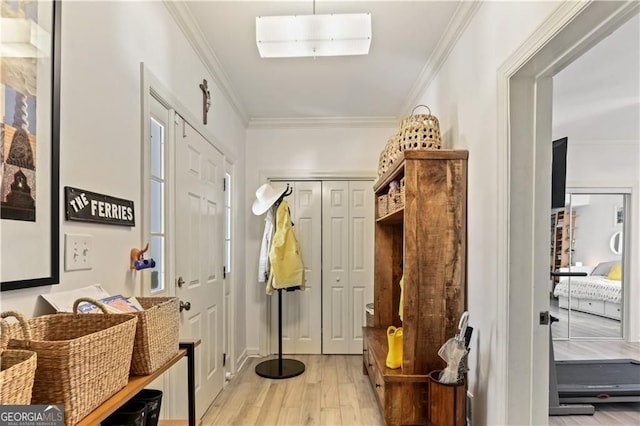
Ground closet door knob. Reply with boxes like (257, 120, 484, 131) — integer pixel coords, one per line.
(180, 301, 191, 312)
(177, 276, 185, 288)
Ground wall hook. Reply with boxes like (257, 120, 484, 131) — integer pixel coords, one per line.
(130, 243, 156, 270)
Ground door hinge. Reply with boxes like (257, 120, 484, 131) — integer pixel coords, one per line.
(223, 353, 226, 367)
(223, 178, 226, 191)
(223, 266, 226, 279)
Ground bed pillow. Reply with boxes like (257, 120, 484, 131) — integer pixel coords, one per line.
(607, 264, 622, 281)
(591, 260, 618, 276)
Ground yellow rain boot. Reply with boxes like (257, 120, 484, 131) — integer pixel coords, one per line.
(386, 326, 403, 369)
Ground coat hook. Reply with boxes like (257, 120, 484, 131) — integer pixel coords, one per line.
(130, 243, 156, 270)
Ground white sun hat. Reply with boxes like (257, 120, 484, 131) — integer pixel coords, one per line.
(252, 183, 287, 215)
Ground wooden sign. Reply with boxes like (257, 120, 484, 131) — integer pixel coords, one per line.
(65, 186, 135, 226)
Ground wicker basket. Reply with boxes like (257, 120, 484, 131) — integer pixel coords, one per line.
(378, 148, 388, 177)
(1, 300, 137, 426)
(0, 318, 37, 405)
(130, 297, 180, 375)
(388, 188, 404, 212)
(385, 134, 401, 170)
(399, 105, 442, 150)
(377, 195, 388, 218)
(400, 177, 406, 206)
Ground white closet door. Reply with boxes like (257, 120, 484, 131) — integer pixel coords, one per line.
(322, 181, 374, 354)
(271, 181, 322, 354)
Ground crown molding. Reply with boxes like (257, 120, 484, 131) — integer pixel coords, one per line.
(164, 1, 249, 125)
(261, 170, 377, 181)
(248, 116, 398, 129)
(400, 0, 482, 115)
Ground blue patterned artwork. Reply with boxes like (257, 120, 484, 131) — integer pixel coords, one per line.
(1, 0, 40, 221)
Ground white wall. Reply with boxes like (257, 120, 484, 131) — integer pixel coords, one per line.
(412, 1, 562, 424)
(0, 0, 247, 361)
(244, 125, 395, 353)
(571, 195, 624, 267)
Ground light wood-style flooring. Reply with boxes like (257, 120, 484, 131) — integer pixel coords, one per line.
(201, 355, 383, 426)
(550, 297, 622, 339)
(549, 340, 640, 425)
(201, 344, 639, 426)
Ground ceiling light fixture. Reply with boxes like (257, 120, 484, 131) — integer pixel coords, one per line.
(256, 0, 371, 59)
(1, 17, 50, 58)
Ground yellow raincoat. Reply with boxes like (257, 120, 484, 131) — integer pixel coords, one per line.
(266, 200, 305, 295)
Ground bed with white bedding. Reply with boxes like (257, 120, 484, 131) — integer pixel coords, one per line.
(553, 261, 622, 320)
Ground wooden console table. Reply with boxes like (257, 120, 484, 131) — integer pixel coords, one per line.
(77, 340, 200, 426)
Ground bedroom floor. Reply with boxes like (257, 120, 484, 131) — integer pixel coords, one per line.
(550, 297, 621, 339)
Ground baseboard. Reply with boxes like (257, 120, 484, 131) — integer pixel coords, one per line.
(235, 349, 249, 373)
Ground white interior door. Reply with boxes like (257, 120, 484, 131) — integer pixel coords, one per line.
(269, 180, 373, 355)
(271, 181, 322, 354)
(322, 181, 374, 354)
(175, 118, 225, 417)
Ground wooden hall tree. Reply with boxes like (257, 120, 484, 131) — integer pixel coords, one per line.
(363, 150, 468, 425)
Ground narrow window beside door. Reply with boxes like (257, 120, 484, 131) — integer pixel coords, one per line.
(149, 116, 166, 292)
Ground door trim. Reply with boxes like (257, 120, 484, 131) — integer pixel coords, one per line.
(496, 2, 639, 424)
(141, 64, 238, 418)
(564, 186, 635, 341)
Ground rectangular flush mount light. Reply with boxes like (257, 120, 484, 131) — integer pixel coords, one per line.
(1, 18, 51, 58)
(256, 13, 371, 58)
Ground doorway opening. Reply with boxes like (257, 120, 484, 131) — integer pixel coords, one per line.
(550, 191, 629, 341)
(500, 2, 639, 424)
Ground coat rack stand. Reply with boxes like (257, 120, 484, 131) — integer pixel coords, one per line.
(255, 288, 306, 379)
(255, 184, 305, 380)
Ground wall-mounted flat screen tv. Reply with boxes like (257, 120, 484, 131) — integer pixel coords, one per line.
(551, 137, 568, 210)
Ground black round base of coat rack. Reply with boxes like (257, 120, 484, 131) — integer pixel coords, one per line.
(255, 288, 306, 380)
(255, 358, 305, 379)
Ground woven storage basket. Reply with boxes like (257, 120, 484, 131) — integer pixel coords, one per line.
(385, 134, 401, 170)
(388, 188, 404, 212)
(399, 105, 442, 150)
(400, 177, 406, 206)
(378, 148, 388, 177)
(130, 297, 180, 375)
(1, 299, 137, 426)
(377, 195, 388, 218)
(0, 318, 37, 405)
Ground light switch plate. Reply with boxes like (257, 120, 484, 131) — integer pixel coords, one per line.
(65, 233, 93, 271)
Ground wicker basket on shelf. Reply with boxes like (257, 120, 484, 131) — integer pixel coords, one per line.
(0, 318, 37, 405)
(1, 299, 138, 426)
(130, 297, 180, 375)
(399, 105, 442, 151)
(378, 148, 388, 177)
(385, 133, 401, 170)
(388, 188, 404, 212)
(400, 177, 406, 205)
(378, 195, 388, 218)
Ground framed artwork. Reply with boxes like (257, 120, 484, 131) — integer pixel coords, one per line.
(614, 205, 623, 226)
(1, 0, 61, 291)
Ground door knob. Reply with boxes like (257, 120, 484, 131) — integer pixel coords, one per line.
(180, 301, 191, 312)
(177, 276, 185, 288)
